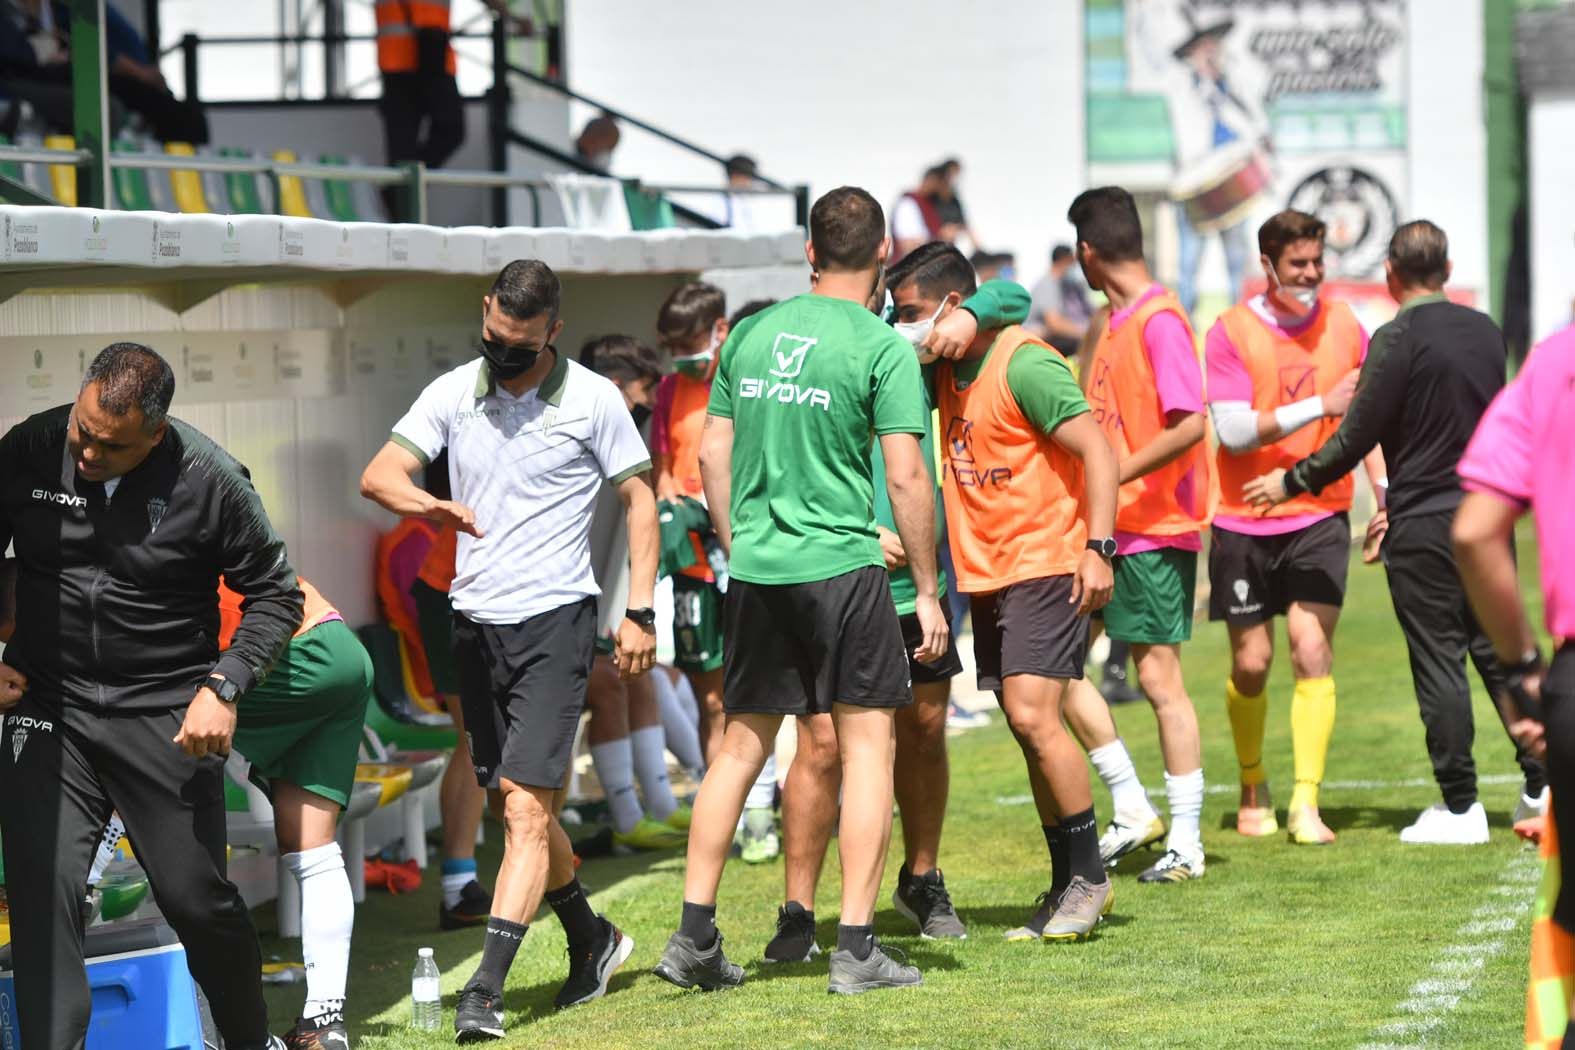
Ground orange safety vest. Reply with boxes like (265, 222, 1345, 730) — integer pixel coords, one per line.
(1085, 288, 1213, 536)
(417, 523, 458, 593)
(662, 373, 716, 581)
(936, 327, 1088, 593)
(218, 576, 336, 651)
(1214, 301, 1365, 519)
(374, 0, 455, 76)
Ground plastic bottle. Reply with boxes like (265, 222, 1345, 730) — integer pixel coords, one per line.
(411, 947, 441, 1030)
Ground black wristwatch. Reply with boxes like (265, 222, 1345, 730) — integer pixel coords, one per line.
(625, 607, 657, 629)
(1086, 537, 1117, 561)
(204, 674, 241, 704)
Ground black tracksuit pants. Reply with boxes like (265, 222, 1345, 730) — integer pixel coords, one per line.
(0, 695, 268, 1050)
(1382, 510, 1546, 811)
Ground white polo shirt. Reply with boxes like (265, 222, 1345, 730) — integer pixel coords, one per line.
(391, 352, 651, 624)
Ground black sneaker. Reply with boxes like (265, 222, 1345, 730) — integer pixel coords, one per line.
(439, 880, 493, 931)
(652, 930, 745, 990)
(892, 867, 967, 939)
(555, 916, 634, 1009)
(827, 941, 923, 995)
(1100, 664, 1144, 705)
(454, 983, 505, 1043)
(282, 1011, 350, 1050)
(763, 902, 820, 963)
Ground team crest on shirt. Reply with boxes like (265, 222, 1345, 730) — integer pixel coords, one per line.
(10, 726, 25, 763)
(146, 497, 168, 532)
(7, 715, 54, 763)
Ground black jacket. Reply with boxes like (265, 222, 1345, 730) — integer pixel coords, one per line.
(1286, 294, 1506, 521)
(0, 406, 302, 710)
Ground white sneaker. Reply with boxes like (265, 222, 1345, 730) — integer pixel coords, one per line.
(1399, 802, 1490, 845)
(1098, 804, 1166, 865)
(1513, 787, 1550, 825)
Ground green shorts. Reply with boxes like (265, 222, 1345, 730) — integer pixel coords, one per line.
(672, 574, 724, 673)
(411, 578, 460, 696)
(233, 618, 372, 808)
(1102, 547, 1198, 646)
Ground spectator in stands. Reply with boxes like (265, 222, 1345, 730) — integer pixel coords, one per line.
(376, 0, 532, 212)
(1029, 245, 1094, 355)
(932, 158, 977, 248)
(1, 0, 208, 144)
(574, 113, 621, 171)
(970, 250, 1014, 284)
(891, 165, 948, 262)
(721, 152, 772, 231)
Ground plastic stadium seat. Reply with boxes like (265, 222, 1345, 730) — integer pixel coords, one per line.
(111, 140, 155, 212)
(218, 146, 267, 214)
(42, 134, 76, 206)
(270, 149, 314, 218)
(162, 142, 211, 214)
(0, 134, 22, 184)
(318, 154, 363, 222)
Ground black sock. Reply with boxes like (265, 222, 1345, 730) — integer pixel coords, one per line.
(544, 878, 601, 950)
(471, 917, 528, 991)
(680, 901, 717, 949)
(836, 923, 874, 961)
(1062, 807, 1107, 884)
(1043, 824, 1070, 896)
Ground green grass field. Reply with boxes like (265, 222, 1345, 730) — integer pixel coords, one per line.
(260, 539, 1547, 1049)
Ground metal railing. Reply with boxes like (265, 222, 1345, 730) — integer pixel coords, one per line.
(0, 142, 805, 232)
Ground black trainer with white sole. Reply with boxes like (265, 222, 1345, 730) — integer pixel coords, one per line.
(555, 916, 634, 1008)
(454, 983, 505, 1043)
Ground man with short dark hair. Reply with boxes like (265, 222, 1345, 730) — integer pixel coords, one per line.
(360, 259, 659, 1040)
(1205, 209, 1384, 846)
(1029, 244, 1093, 354)
(654, 186, 948, 995)
(0, 342, 302, 1050)
(1247, 220, 1547, 845)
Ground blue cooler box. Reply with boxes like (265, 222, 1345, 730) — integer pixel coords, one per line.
(0, 919, 206, 1050)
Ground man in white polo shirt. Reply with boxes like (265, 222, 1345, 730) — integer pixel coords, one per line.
(360, 260, 658, 1043)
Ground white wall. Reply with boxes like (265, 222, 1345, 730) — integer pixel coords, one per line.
(564, 0, 1085, 285)
(1528, 93, 1575, 344)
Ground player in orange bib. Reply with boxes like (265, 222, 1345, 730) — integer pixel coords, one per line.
(1059, 186, 1213, 884)
(913, 242, 1123, 941)
(1204, 210, 1387, 845)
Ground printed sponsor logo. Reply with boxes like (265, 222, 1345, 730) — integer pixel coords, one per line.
(1229, 578, 1264, 616)
(8, 715, 55, 763)
(737, 333, 833, 411)
(32, 488, 87, 508)
(943, 417, 1013, 488)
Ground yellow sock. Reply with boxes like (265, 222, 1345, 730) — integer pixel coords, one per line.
(1290, 675, 1337, 811)
(1225, 680, 1269, 786)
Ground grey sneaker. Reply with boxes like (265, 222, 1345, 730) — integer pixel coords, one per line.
(1041, 876, 1114, 942)
(827, 941, 923, 995)
(652, 930, 745, 991)
(1003, 889, 1059, 942)
(892, 867, 967, 939)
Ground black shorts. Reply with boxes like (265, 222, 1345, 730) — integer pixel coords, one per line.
(723, 565, 911, 715)
(1208, 513, 1351, 626)
(901, 609, 963, 685)
(970, 575, 1091, 693)
(453, 598, 596, 790)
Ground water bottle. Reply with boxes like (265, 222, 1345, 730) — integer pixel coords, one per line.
(411, 947, 441, 1031)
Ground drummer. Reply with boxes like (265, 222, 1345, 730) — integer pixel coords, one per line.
(1203, 209, 1385, 847)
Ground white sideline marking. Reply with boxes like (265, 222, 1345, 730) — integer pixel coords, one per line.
(994, 773, 1522, 808)
(1355, 854, 1539, 1049)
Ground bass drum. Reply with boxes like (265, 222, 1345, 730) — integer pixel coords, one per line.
(1169, 142, 1272, 233)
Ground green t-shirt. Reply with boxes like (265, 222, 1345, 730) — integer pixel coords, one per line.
(708, 293, 927, 585)
(951, 338, 1090, 435)
(873, 279, 1032, 613)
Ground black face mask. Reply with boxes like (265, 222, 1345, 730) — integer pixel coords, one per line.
(478, 336, 542, 380)
(630, 404, 652, 430)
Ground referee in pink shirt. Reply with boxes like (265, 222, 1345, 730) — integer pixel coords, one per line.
(1455, 324, 1575, 911)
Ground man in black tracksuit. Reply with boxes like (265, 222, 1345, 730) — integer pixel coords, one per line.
(1245, 221, 1545, 844)
(0, 343, 302, 1050)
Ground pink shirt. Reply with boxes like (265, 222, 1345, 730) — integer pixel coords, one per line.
(1457, 326, 1575, 640)
(1108, 285, 1204, 555)
(1206, 296, 1371, 536)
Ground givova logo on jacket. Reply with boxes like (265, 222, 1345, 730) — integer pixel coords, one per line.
(738, 334, 831, 411)
(31, 488, 86, 508)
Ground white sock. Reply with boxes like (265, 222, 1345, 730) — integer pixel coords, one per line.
(630, 725, 679, 821)
(87, 813, 127, 888)
(283, 842, 353, 1017)
(652, 671, 705, 774)
(1164, 768, 1205, 857)
(590, 738, 643, 834)
(1088, 741, 1151, 816)
(746, 754, 777, 811)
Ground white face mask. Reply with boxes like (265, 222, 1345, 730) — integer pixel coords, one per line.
(1268, 269, 1319, 318)
(893, 301, 947, 364)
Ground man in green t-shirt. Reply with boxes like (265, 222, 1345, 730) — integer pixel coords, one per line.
(761, 273, 1030, 959)
(653, 187, 948, 997)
